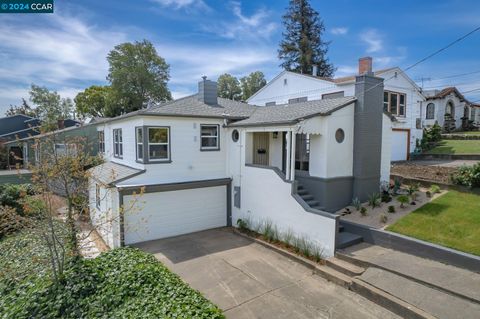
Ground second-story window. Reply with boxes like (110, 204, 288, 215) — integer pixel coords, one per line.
(200, 124, 219, 150)
(113, 129, 123, 158)
(136, 127, 143, 161)
(98, 131, 105, 153)
(384, 91, 406, 117)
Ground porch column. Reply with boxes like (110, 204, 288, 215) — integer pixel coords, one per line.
(290, 132, 296, 181)
(285, 132, 291, 180)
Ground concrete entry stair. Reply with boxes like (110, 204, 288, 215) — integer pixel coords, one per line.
(335, 243, 480, 319)
(337, 223, 363, 249)
(296, 183, 322, 210)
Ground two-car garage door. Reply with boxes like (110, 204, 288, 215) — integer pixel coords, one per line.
(123, 185, 227, 245)
(391, 129, 410, 161)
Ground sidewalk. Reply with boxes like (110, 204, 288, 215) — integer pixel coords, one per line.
(339, 243, 480, 318)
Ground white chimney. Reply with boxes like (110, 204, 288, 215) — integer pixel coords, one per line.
(312, 65, 318, 76)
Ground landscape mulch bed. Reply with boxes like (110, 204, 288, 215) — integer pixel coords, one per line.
(391, 162, 456, 184)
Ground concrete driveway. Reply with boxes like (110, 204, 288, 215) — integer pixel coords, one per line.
(134, 228, 399, 319)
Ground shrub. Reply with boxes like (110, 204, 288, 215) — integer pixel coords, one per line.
(426, 191, 432, 198)
(368, 193, 381, 208)
(261, 219, 275, 242)
(393, 178, 402, 195)
(282, 228, 295, 247)
(387, 205, 395, 213)
(0, 205, 31, 238)
(452, 163, 480, 188)
(312, 244, 324, 263)
(360, 206, 367, 216)
(236, 218, 249, 231)
(0, 184, 36, 214)
(379, 213, 388, 223)
(430, 184, 441, 194)
(1, 248, 224, 319)
(397, 195, 410, 208)
(381, 192, 392, 203)
(298, 236, 313, 257)
(351, 197, 361, 211)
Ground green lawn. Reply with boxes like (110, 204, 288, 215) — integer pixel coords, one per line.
(426, 140, 480, 154)
(387, 191, 480, 256)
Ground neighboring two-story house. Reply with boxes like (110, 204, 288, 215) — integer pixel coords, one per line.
(248, 57, 480, 161)
(89, 74, 388, 257)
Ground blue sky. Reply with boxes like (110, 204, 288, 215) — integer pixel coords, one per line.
(1, 0, 480, 113)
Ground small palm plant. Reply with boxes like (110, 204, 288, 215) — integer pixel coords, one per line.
(397, 195, 409, 208)
(352, 197, 361, 211)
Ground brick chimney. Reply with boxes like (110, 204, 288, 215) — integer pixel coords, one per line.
(358, 57, 373, 75)
(198, 76, 218, 106)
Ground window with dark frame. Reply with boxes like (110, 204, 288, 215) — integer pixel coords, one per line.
(136, 127, 143, 161)
(98, 131, 105, 153)
(95, 184, 101, 209)
(113, 129, 123, 158)
(148, 127, 170, 161)
(288, 96, 308, 104)
(265, 101, 276, 106)
(200, 124, 219, 150)
(383, 91, 406, 117)
(426, 103, 435, 120)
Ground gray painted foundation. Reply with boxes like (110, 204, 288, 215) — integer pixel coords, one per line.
(296, 174, 353, 212)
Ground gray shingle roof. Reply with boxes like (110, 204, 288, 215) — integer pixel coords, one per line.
(229, 97, 356, 127)
(89, 162, 145, 185)
(146, 95, 257, 119)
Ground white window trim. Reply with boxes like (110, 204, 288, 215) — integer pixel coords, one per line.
(136, 127, 144, 162)
(147, 126, 170, 162)
(200, 124, 220, 151)
(98, 130, 105, 154)
(113, 129, 123, 158)
(384, 91, 407, 117)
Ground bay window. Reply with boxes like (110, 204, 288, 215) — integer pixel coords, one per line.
(148, 127, 170, 161)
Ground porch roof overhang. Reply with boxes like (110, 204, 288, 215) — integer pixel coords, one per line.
(228, 97, 356, 128)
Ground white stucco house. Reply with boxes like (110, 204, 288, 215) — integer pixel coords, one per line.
(88, 73, 387, 257)
(248, 57, 479, 161)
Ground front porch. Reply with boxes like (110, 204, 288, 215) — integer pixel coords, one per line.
(244, 126, 354, 213)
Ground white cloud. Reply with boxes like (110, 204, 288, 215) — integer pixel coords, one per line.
(202, 1, 277, 40)
(150, 0, 209, 10)
(360, 29, 383, 53)
(335, 65, 357, 77)
(331, 27, 348, 35)
(156, 43, 276, 85)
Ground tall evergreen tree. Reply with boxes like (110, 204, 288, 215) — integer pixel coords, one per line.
(278, 0, 335, 77)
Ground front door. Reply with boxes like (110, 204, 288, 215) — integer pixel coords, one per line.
(253, 132, 269, 166)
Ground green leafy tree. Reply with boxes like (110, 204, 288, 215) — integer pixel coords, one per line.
(107, 40, 171, 114)
(29, 84, 73, 131)
(217, 73, 242, 101)
(75, 85, 113, 118)
(278, 0, 335, 77)
(240, 71, 267, 101)
(5, 98, 36, 117)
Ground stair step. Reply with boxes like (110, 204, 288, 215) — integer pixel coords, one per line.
(306, 200, 320, 206)
(338, 225, 345, 232)
(297, 189, 308, 195)
(297, 185, 305, 190)
(337, 231, 363, 249)
(314, 264, 353, 288)
(300, 194, 314, 201)
(326, 257, 365, 277)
